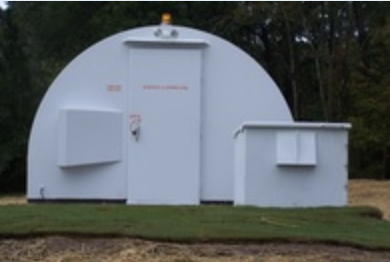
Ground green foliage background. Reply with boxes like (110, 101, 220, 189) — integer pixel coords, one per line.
(1, 2, 389, 192)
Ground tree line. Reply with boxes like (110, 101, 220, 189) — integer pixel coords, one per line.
(1, 2, 389, 192)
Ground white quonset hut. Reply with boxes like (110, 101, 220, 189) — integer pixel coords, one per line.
(28, 16, 351, 206)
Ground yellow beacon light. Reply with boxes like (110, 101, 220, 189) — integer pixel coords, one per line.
(162, 13, 172, 25)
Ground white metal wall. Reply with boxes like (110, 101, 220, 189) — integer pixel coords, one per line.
(28, 35, 129, 201)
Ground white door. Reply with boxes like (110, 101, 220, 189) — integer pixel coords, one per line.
(127, 45, 203, 204)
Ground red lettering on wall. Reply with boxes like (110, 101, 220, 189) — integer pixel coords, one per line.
(107, 84, 122, 92)
(130, 114, 142, 124)
(142, 84, 188, 90)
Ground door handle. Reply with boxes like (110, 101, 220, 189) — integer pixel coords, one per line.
(130, 121, 141, 141)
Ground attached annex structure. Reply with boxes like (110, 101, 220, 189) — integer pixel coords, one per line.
(28, 17, 350, 207)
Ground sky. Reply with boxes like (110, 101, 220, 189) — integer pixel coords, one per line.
(0, 1, 7, 10)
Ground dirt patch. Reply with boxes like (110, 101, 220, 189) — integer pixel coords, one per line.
(1, 237, 390, 262)
(349, 179, 390, 220)
(1, 179, 390, 261)
(0, 196, 26, 205)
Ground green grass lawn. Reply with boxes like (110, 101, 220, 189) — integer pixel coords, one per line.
(0, 204, 389, 249)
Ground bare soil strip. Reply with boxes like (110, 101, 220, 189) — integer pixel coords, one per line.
(0, 196, 26, 205)
(348, 179, 390, 220)
(1, 237, 390, 262)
